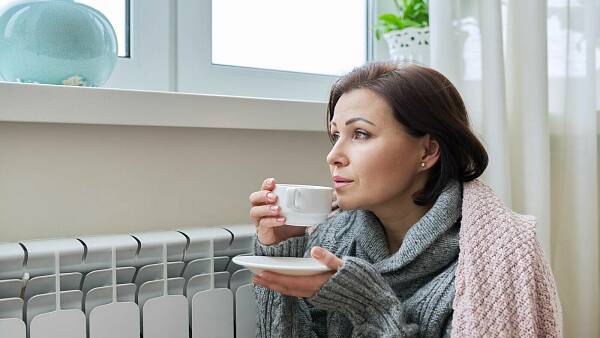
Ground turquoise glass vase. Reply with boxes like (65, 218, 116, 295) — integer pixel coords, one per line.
(0, 0, 118, 86)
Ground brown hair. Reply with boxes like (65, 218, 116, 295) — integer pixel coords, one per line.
(326, 62, 488, 206)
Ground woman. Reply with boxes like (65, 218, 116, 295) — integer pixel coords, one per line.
(248, 62, 562, 337)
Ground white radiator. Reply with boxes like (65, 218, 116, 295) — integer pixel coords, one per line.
(0, 224, 258, 338)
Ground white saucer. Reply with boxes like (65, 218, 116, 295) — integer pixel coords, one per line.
(231, 256, 333, 276)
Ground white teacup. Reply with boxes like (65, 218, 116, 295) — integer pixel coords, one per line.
(273, 184, 334, 226)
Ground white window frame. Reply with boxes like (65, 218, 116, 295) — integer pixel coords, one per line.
(45, 0, 380, 100)
(176, 0, 376, 102)
(104, 0, 175, 92)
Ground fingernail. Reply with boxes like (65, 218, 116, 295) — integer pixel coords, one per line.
(266, 192, 274, 200)
(312, 247, 323, 258)
(277, 217, 285, 223)
(270, 205, 279, 212)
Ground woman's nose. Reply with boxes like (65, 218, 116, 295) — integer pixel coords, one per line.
(326, 143, 349, 167)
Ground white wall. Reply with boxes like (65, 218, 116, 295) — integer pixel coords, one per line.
(0, 122, 332, 242)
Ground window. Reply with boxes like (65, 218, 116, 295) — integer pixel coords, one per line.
(0, 0, 375, 100)
(212, 0, 367, 76)
(178, 0, 373, 101)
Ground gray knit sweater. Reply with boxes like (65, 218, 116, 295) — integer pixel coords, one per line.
(253, 181, 462, 338)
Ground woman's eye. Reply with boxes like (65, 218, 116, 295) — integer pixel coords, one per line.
(354, 130, 370, 140)
(330, 130, 370, 143)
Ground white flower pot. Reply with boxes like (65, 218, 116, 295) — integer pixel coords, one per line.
(383, 27, 430, 65)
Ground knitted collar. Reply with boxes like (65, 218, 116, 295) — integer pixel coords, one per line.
(353, 180, 462, 274)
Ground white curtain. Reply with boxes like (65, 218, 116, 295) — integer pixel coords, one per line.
(428, 0, 599, 337)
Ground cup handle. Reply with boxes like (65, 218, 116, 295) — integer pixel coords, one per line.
(286, 188, 301, 210)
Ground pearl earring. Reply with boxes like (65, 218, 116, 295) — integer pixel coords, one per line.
(420, 162, 426, 168)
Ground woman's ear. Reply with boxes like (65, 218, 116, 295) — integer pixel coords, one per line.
(420, 135, 440, 170)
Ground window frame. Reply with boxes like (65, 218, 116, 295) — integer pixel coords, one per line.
(176, 0, 376, 102)
(104, 0, 174, 92)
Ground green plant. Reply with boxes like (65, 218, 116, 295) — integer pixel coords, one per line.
(375, 0, 429, 40)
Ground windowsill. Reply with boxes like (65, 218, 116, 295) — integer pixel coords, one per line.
(0, 81, 328, 132)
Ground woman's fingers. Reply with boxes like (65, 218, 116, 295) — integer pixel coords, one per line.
(248, 178, 278, 210)
(249, 190, 278, 225)
(249, 190, 278, 206)
(261, 177, 276, 190)
(253, 248, 342, 298)
(253, 271, 333, 298)
(311, 246, 343, 270)
(249, 179, 280, 226)
(257, 216, 286, 228)
(250, 204, 282, 223)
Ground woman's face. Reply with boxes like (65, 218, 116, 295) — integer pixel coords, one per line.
(327, 88, 429, 211)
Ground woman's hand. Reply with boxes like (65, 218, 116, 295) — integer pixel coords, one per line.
(251, 246, 343, 298)
(249, 177, 307, 246)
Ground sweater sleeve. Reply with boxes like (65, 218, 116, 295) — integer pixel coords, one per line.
(308, 256, 419, 338)
(253, 233, 309, 258)
(252, 211, 359, 338)
(252, 229, 325, 337)
(253, 285, 323, 338)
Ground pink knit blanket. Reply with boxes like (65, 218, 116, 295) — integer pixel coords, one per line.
(452, 179, 563, 337)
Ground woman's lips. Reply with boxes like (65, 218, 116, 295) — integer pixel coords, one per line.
(334, 181, 353, 189)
